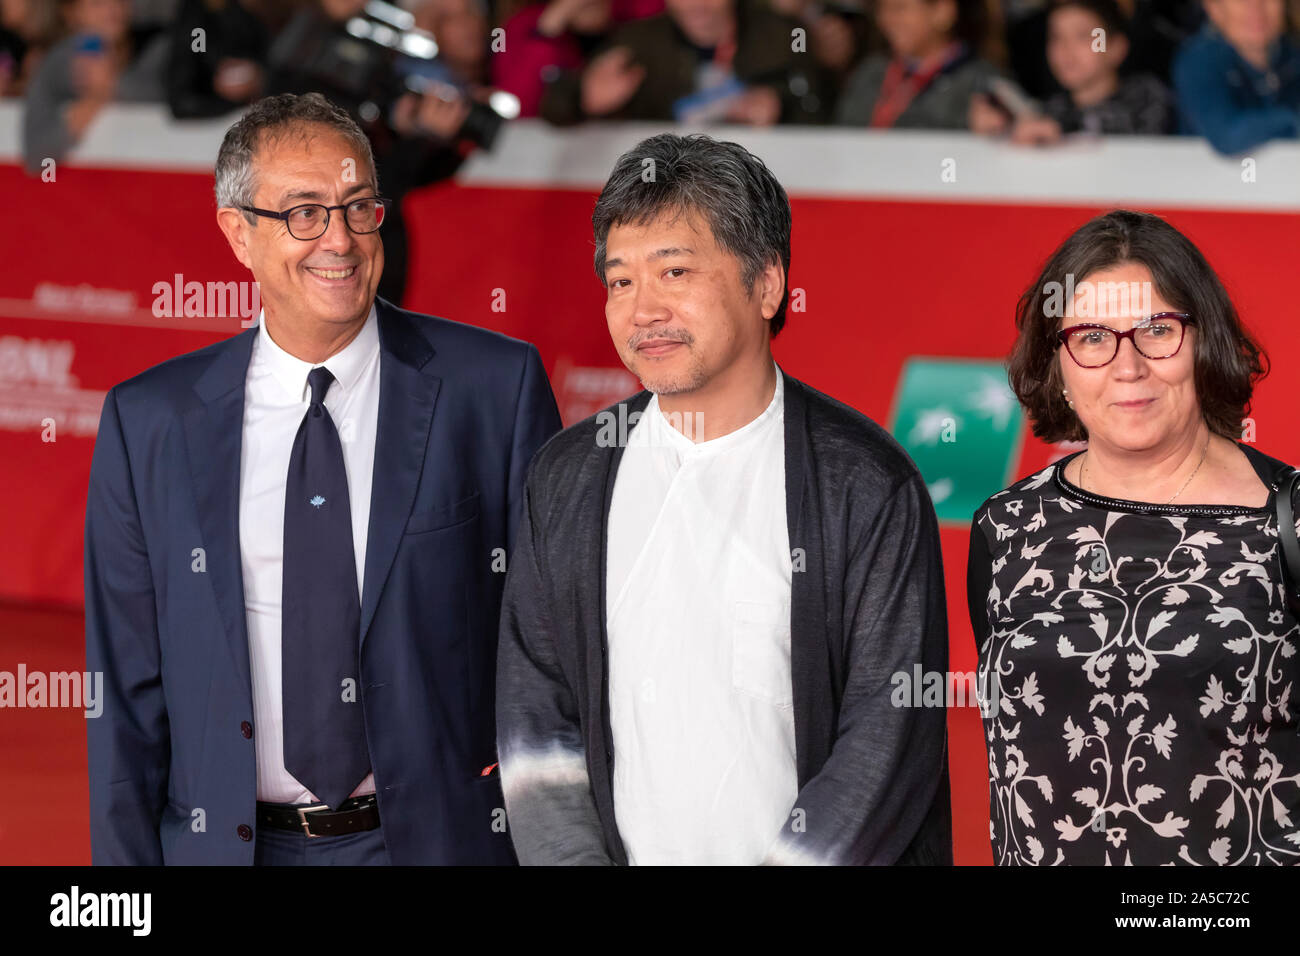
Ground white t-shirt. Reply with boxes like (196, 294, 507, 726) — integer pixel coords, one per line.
(605, 366, 796, 865)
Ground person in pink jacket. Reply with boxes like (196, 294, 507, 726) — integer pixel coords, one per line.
(493, 0, 662, 117)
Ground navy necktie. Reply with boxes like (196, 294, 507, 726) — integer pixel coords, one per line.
(281, 366, 370, 809)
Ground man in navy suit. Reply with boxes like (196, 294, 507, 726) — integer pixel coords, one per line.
(84, 92, 561, 864)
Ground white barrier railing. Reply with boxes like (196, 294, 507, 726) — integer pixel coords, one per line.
(2, 100, 1298, 209)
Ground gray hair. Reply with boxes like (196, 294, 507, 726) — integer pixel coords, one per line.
(214, 93, 378, 223)
(592, 133, 793, 336)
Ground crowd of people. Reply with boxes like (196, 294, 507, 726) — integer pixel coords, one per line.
(7, 0, 1298, 303)
(7, 0, 1300, 167)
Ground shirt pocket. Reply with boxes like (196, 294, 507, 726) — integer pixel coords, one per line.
(731, 600, 793, 709)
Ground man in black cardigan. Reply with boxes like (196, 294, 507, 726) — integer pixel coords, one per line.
(497, 132, 952, 865)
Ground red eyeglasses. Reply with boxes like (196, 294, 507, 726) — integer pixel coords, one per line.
(1056, 313, 1194, 368)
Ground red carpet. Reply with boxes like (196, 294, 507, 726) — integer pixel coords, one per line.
(0, 600, 990, 864)
(0, 602, 89, 864)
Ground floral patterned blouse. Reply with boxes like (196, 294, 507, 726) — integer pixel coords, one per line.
(967, 444, 1300, 865)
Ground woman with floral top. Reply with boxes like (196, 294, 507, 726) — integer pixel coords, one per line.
(968, 209, 1300, 865)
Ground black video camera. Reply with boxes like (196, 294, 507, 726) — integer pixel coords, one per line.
(267, 0, 510, 149)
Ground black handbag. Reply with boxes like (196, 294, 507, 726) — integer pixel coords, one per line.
(1278, 468, 1300, 617)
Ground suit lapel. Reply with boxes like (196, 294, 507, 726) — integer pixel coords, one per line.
(359, 299, 441, 647)
(183, 326, 259, 692)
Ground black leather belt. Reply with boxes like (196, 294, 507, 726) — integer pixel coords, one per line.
(256, 794, 380, 838)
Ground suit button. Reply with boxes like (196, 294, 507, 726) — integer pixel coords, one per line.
(240, 721, 253, 739)
(237, 824, 252, 841)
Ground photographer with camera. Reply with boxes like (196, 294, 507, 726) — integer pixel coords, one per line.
(166, 0, 297, 119)
(266, 0, 509, 304)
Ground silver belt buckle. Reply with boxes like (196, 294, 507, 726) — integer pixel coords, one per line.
(296, 803, 330, 838)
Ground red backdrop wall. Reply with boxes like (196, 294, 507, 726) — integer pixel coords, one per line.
(2, 148, 1298, 866)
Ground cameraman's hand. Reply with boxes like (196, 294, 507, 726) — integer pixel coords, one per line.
(214, 58, 264, 103)
(416, 87, 472, 140)
(391, 92, 421, 135)
(580, 47, 645, 117)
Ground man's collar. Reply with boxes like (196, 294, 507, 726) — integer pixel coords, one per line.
(256, 302, 380, 402)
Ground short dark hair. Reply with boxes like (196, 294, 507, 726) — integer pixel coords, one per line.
(215, 92, 376, 221)
(591, 133, 793, 336)
(910, 0, 988, 50)
(948, 0, 989, 49)
(1007, 209, 1267, 443)
(1047, 0, 1129, 37)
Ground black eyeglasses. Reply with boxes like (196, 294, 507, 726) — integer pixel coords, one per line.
(240, 196, 392, 240)
(1056, 313, 1195, 368)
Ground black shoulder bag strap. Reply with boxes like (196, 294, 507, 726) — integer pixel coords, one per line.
(1277, 468, 1300, 616)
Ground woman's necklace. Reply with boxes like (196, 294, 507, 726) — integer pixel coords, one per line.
(1080, 438, 1211, 505)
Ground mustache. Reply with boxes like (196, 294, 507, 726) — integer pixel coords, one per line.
(628, 328, 693, 350)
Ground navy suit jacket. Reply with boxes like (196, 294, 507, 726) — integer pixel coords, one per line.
(85, 297, 562, 864)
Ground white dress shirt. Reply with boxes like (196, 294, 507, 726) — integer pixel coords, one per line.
(605, 365, 797, 864)
(239, 307, 381, 804)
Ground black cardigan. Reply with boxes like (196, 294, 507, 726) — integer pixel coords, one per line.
(496, 370, 953, 865)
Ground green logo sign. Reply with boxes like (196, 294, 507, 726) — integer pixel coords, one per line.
(889, 357, 1024, 524)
